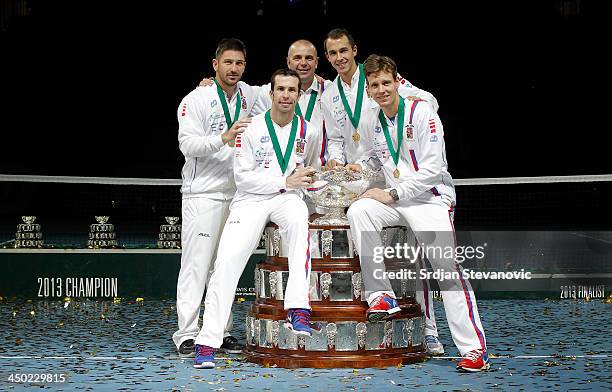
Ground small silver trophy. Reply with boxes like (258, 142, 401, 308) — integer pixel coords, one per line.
(158, 216, 181, 248)
(15, 216, 43, 248)
(88, 216, 117, 248)
(305, 168, 380, 225)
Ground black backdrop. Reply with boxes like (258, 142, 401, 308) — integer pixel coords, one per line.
(1, 0, 607, 179)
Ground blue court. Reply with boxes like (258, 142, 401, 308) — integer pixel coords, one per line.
(0, 299, 610, 391)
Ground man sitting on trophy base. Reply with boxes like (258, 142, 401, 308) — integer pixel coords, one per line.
(193, 69, 322, 369)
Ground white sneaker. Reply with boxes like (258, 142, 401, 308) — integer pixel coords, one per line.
(424, 335, 444, 355)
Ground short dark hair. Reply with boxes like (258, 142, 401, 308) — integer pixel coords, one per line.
(324, 28, 356, 52)
(363, 54, 398, 81)
(270, 68, 302, 92)
(215, 38, 246, 59)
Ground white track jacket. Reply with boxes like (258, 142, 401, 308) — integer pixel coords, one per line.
(231, 112, 319, 208)
(359, 97, 456, 205)
(177, 82, 257, 200)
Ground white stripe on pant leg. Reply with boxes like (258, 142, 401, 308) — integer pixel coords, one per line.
(173, 198, 229, 349)
(197, 204, 269, 348)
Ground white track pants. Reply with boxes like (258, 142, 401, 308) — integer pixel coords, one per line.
(196, 193, 311, 348)
(347, 197, 487, 356)
(172, 197, 233, 349)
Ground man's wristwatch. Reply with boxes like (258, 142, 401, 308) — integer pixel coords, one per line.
(389, 189, 399, 201)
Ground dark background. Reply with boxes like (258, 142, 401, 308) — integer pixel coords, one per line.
(0, 0, 608, 179)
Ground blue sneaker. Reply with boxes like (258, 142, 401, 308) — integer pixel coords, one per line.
(285, 308, 312, 336)
(366, 293, 401, 322)
(193, 344, 215, 369)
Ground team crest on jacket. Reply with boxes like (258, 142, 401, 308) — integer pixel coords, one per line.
(295, 138, 306, 155)
(405, 125, 414, 140)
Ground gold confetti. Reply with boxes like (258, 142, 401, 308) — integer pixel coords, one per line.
(29, 310, 35, 316)
(15, 338, 22, 345)
(113, 297, 122, 304)
(136, 297, 144, 302)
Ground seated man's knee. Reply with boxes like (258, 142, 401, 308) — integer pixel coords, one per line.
(347, 198, 370, 220)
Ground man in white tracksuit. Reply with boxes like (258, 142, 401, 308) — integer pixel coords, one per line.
(173, 38, 258, 357)
(346, 54, 490, 372)
(321, 28, 442, 354)
(193, 69, 319, 369)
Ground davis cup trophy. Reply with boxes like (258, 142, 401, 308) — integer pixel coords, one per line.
(15, 216, 43, 248)
(244, 168, 425, 368)
(88, 216, 117, 248)
(158, 216, 181, 249)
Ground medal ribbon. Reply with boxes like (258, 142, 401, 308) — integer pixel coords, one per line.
(295, 82, 319, 121)
(337, 63, 365, 130)
(378, 98, 406, 166)
(214, 78, 241, 130)
(264, 110, 298, 174)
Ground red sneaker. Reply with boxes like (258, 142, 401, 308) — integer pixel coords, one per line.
(366, 293, 401, 322)
(456, 349, 490, 372)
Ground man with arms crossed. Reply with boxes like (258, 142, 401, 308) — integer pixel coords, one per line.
(193, 69, 320, 369)
(347, 54, 489, 372)
(173, 38, 257, 357)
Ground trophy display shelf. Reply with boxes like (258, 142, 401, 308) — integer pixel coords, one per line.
(243, 219, 427, 369)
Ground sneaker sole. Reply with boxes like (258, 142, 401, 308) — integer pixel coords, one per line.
(367, 306, 401, 322)
(219, 348, 243, 354)
(283, 321, 312, 337)
(193, 362, 215, 369)
(457, 362, 490, 372)
(178, 351, 196, 358)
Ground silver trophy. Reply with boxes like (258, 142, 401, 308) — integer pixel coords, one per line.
(15, 216, 43, 248)
(158, 216, 181, 249)
(88, 216, 117, 248)
(304, 168, 380, 225)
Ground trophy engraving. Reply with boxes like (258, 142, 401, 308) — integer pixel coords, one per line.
(320, 272, 332, 299)
(269, 271, 278, 298)
(384, 321, 393, 348)
(271, 320, 280, 347)
(356, 322, 367, 349)
(272, 229, 281, 256)
(321, 230, 333, 256)
(326, 323, 337, 348)
(351, 272, 362, 299)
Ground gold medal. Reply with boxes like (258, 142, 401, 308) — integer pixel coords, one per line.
(393, 168, 400, 178)
(352, 132, 360, 142)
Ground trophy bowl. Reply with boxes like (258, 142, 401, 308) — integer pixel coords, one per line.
(21, 216, 37, 224)
(165, 216, 180, 225)
(95, 216, 110, 224)
(305, 168, 378, 225)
